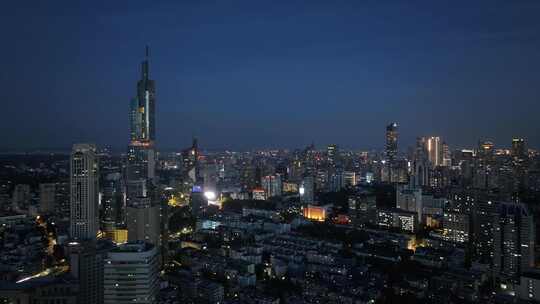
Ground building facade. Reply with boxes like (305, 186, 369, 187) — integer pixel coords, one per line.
(70, 144, 99, 240)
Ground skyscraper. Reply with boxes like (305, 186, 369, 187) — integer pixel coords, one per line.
(493, 202, 535, 279)
(70, 144, 99, 240)
(101, 173, 125, 232)
(130, 46, 156, 145)
(300, 175, 314, 204)
(125, 48, 161, 252)
(385, 123, 398, 164)
(127, 46, 157, 185)
(420, 136, 443, 167)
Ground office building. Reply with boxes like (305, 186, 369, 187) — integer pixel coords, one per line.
(66, 240, 113, 304)
(104, 242, 159, 304)
(70, 144, 99, 240)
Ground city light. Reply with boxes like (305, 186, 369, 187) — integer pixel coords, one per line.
(204, 191, 216, 201)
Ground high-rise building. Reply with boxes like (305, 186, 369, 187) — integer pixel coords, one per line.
(300, 175, 314, 204)
(261, 174, 282, 198)
(420, 136, 443, 167)
(411, 137, 430, 187)
(125, 48, 165, 258)
(70, 144, 99, 241)
(101, 173, 125, 232)
(126, 145, 156, 182)
(130, 46, 156, 145)
(39, 183, 56, 213)
(385, 123, 398, 164)
(493, 202, 535, 279)
(66, 240, 113, 304)
(327, 144, 338, 167)
(127, 46, 157, 188)
(126, 197, 160, 247)
(329, 170, 345, 192)
(103, 242, 159, 304)
(442, 142, 451, 167)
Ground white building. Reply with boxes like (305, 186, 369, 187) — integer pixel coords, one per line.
(104, 242, 159, 304)
(70, 144, 99, 240)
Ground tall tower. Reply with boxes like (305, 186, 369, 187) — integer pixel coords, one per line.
(128, 46, 156, 183)
(125, 47, 161, 255)
(130, 46, 156, 144)
(70, 143, 99, 240)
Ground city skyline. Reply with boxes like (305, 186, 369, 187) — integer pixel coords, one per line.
(2, 2, 540, 303)
(2, 1, 540, 151)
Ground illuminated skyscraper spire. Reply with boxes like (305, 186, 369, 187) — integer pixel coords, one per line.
(128, 46, 157, 183)
(130, 46, 156, 144)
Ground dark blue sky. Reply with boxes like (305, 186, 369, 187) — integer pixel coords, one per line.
(2, 1, 540, 151)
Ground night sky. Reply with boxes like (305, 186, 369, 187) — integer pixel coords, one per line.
(2, 1, 540, 151)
